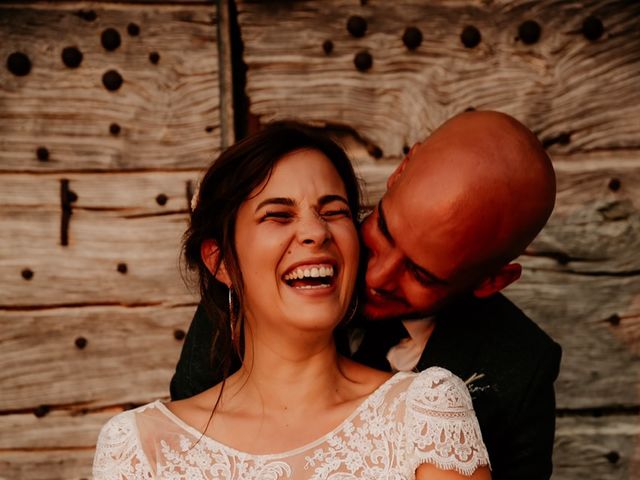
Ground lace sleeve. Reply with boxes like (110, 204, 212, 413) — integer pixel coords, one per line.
(405, 367, 490, 476)
(92, 411, 153, 480)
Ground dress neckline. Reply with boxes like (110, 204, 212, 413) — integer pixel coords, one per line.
(154, 371, 411, 460)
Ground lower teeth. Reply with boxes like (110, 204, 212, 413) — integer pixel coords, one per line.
(295, 284, 330, 289)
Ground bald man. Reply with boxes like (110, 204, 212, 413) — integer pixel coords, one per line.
(172, 112, 562, 480)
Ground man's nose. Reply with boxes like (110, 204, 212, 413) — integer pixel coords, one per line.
(365, 247, 402, 292)
(297, 213, 330, 246)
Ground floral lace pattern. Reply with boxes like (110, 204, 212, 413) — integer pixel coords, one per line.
(93, 367, 489, 479)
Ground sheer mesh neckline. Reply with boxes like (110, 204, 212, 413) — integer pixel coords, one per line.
(154, 371, 409, 459)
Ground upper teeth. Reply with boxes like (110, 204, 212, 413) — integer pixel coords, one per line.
(284, 264, 334, 280)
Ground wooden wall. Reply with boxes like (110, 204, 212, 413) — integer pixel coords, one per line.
(1, 0, 639, 478)
(0, 1, 227, 477)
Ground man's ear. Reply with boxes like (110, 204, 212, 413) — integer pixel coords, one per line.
(472, 263, 522, 298)
(201, 240, 232, 287)
(387, 142, 420, 189)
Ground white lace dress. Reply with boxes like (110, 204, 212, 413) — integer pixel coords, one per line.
(93, 367, 490, 479)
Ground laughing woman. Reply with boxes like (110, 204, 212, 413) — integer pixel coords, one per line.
(93, 122, 491, 480)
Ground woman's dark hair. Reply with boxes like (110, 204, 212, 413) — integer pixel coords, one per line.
(183, 120, 361, 389)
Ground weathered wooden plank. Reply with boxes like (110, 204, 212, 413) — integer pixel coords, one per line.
(237, 0, 640, 158)
(505, 264, 640, 410)
(0, 267, 636, 412)
(0, 450, 94, 480)
(0, 207, 194, 306)
(0, 305, 192, 411)
(0, 3, 222, 171)
(553, 415, 640, 480)
(0, 171, 200, 213)
(0, 409, 114, 450)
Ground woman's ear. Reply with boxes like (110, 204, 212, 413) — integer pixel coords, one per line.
(472, 263, 522, 298)
(201, 240, 232, 287)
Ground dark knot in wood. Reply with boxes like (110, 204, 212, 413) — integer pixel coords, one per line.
(127, 23, 140, 37)
(34, 405, 51, 418)
(347, 16, 367, 38)
(354, 51, 372, 71)
(102, 70, 123, 91)
(62, 46, 83, 68)
(518, 20, 541, 45)
(322, 40, 334, 55)
(149, 52, 160, 65)
(6, 52, 31, 76)
(117, 262, 128, 274)
(582, 16, 604, 42)
(101, 28, 121, 51)
(75, 10, 97, 22)
(75, 336, 88, 349)
(542, 132, 571, 149)
(36, 147, 49, 162)
(156, 193, 168, 206)
(402, 27, 423, 50)
(109, 123, 121, 135)
(461, 26, 481, 49)
(21, 268, 34, 280)
(174, 329, 186, 340)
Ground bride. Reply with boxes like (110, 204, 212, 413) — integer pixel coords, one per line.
(93, 122, 491, 479)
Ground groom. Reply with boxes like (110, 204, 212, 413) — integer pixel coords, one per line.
(171, 111, 562, 480)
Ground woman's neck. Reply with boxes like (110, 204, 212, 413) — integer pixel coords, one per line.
(224, 326, 348, 414)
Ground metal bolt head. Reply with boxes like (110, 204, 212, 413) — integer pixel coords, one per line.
(347, 15, 367, 38)
(461, 26, 481, 48)
(102, 70, 123, 91)
(36, 147, 49, 162)
(608, 178, 621, 191)
(402, 27, 423, 50)
(582, 16, 604, 41)
(518, 20, 541, 44)
(101, 28, 121, 51)
(7, 52, 31, 76)
(127, 23, 140, 37)
(354, 51, 373, 71)
(61, 46, 83, 68)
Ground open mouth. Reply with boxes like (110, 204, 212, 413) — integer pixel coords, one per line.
(283, 264, 336, 290)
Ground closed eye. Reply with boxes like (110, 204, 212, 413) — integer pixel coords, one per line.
(261, 211, 293, 223)
(321, 208, 352, 219)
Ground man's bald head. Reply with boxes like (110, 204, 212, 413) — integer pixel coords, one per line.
(399, 110, 555, 270)
(361, 110, 556, 320)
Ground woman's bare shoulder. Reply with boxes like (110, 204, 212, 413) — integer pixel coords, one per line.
(338, 355, 394, 394)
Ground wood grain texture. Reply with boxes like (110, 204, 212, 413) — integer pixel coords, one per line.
(0, 3, 221, 171)
(0, 207, 194, 306)
(237, 0, 640, 158)
(0, 305, 192, 411)
(0, 451, 94, 480)
(553, 415, 640, 480)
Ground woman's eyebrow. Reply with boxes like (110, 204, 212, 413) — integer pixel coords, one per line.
(318, 194, 349, 206)
(255, 197, 295, 212)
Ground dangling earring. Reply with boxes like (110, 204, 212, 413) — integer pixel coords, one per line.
(344, 296, 359, 326)
(228, 287, 237, 341)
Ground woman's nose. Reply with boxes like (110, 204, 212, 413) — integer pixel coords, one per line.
(297, 213, 330, 246)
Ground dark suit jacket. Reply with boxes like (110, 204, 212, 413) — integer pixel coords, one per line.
(171, 293, 561, 480)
